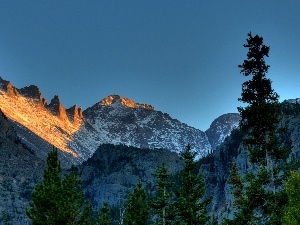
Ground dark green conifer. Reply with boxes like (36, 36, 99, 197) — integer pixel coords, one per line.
(150, 163, 173, 225)
(77, 203, 94, 225)
(237, 32, 283, 165)
(228, 162, 244, 210)
(227, 33, 290, 224)
(97, 202, 113, 225)
(26, 147, 93, 225)
(123, 181, 150, 225)
(173, 144, 210, 225)
(61, 166, 92, 224)
(26, 147, 64, 224)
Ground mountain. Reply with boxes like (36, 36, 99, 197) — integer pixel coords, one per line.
(75, 94, 211, 159)
(205, 113, 240, 151)
(0, 76, 239, 163)
(0, 76, 241, 224)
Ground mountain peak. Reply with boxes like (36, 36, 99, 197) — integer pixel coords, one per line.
(205, 113, 240, 150)
(99, 95, 154, 110)
(66, 105, 83, 123)
(46, 95, 68, 120)
(0, 76, 19, 96)
(19, 85, 41, 99)
(18, 85, 47, 106)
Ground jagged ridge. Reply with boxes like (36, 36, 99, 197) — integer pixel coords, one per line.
(0, 76, 239, 161)
(0, 77, 83, 157)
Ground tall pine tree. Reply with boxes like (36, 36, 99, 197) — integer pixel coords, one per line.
(61, 166, 93, 224)
(123, 181, 150, 225)
(150, 163, 173, 225)
(26, 147, 93, 225)
(173, 144, 210, 225)
(26, 147, 64, 224)
(237, 33, 283, 165)
(227, 33, 289, 224)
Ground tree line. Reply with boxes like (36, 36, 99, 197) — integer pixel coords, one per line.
(26, 144, 211, 225)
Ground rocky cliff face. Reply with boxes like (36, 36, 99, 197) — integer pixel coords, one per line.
(0, 77, 19, 97)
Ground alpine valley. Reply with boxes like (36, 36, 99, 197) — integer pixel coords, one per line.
(2, 76, 300, 224)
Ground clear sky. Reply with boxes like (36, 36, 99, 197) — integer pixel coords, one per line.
(0, 1, 299, 131)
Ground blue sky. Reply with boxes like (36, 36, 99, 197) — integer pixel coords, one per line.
(0, 1, 299, 130)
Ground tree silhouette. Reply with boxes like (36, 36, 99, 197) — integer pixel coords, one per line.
(228, 33, 290, 224)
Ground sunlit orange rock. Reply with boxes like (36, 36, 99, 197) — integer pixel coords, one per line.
(0, 77, 82, 157)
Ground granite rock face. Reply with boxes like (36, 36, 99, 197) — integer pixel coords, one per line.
(99, 94, 155, 110)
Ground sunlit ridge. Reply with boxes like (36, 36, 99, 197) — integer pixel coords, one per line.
(0, 91, 82, 157)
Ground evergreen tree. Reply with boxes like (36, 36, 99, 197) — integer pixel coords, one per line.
(61, 166, 93, 224)
(173, 144, 210, 225)
(282, 171, 300, 225)
(97, 202, 113, 225)
(225, 163, 250, 225)
(237, 32, 284, 165)
(227, 33, 290, 224)
(26, 147, 64, 224)
(26, 147, 93, 225)
(123, 181, 150, 225)
(150, 163, 173, 225)
(228, 163, 244, 210)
